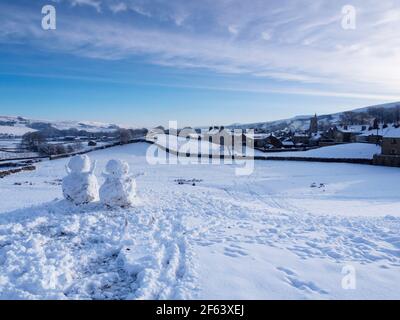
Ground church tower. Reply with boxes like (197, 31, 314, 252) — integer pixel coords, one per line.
(309, 114, 318, 134)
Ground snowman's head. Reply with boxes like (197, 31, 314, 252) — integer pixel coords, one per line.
(67, 155, 91, 173)
(105, 159, 129, 177)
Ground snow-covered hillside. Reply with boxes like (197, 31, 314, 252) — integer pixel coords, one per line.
(0, 115, 121, 136)
(227, 101, 400, 133)
(49, 120, 119, 133)
(0, 125, 37, 136)
(0, 142, 399, 299)
(351, 101, 400, 113)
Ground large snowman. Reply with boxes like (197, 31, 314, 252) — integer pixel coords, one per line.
(62, 155, 99, 205)
(100, 159, 137, 208)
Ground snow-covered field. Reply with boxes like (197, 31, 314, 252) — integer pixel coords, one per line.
(155, 137, 380, 160)
(0, 142, 399, 300)
(266, 143, 381, 159)
(0, 151, 38, 161)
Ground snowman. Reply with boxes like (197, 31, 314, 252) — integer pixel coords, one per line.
(99, 159, 138, 208)
(62, 155, 99, 205)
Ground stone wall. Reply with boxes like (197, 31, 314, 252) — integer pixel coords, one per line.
(373, 154, 400, 167)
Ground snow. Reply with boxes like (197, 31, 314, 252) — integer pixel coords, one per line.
(67, 155, 93, 173)
(0, 138, 22, 148)
(266, 143, 381, 159)
(156, 135, 223, 155)
(229, 102, 400, 134)
(99, 160, 137, 208)
(0, 125, 36, 136)
(49, 120, 118, 133)
(0, 115, 120, 135)
(337, 125, 364, 134)
(360, 125, 400, 138)
(155, 134, 263, 157)
(382, 126, 400, 138)
(0, 142, 400, 299)
(62, 155, 99, 205)
(352, 101, 400, 113)
(0, 151, 38, 160)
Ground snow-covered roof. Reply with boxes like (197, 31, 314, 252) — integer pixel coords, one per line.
(383, 126, 400, 138)
(293, 133, 308, 137)
(337, 125, 365, 134)
(248, 133, 272, 139)
(360, 131, 378, 137)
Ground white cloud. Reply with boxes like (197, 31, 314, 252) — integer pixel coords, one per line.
(373, 8, 400, 26)
(261, 32, 271, 41)
(228, 25, 239, 35)
(109, 2, 127, 13)
(2, 0, 400, 101)
(70, 0, 102, 12)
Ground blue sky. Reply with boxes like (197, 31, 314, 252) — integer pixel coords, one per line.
(1, 0, 400, 127)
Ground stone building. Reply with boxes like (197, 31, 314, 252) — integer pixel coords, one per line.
(251, 134, 282, 149)
(373, 126, 400, 167)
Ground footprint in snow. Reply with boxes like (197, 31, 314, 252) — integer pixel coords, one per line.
(223, 245, 248, 258)
(277, 266, 328, 295)
(276, 266, 296, 276)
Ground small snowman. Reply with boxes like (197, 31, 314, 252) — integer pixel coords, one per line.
(62, 155, 99, 205)
(99, 159, 138, 208)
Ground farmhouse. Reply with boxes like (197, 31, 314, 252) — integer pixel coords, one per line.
(334, 126, 362, 143)
(373, 126, 400, 167)
(292, 133, 309, 146)
(356, 124, 386, 144)
(250, 134, 282, 149)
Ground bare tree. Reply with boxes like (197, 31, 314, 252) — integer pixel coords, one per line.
(119, 129, 133, 144)
(21, 132, 46, 152)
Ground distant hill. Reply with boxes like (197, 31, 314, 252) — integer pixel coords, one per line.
(226, 101, 400, 133)
(0, 115, 124, 136)
(2, 101, 400, 137)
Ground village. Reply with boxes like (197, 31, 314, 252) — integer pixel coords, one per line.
(3, 0, 400, 304)
(148, 108, 400, 168)
(2, 105, 400, 170)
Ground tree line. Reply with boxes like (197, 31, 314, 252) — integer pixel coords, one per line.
(20, 128, 148, 156)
